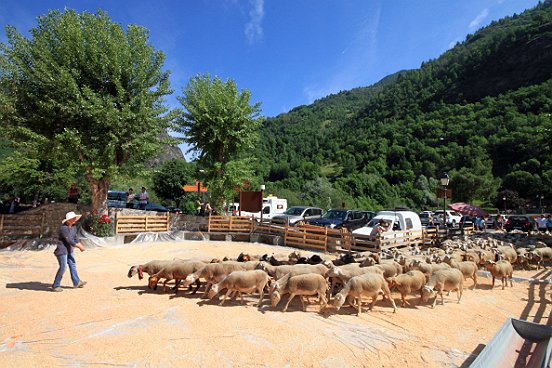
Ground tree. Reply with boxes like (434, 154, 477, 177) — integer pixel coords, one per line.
(177, 74, 263, 209)
(0, 9, 176, 210)
(152, 159, 195, 208)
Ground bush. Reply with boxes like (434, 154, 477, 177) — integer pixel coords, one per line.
(89, 211, 113, 237)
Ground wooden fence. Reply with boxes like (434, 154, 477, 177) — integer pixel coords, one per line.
(207, 215, 474, 253)
(115, 212, 170, 234)
(0, 213, 46, 240)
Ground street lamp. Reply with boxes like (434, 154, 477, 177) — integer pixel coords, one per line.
(260, 185, 266, 223)
(440, 172, 450, 229)
(502, 196, 506, 214)
(538, 195, 544, 214)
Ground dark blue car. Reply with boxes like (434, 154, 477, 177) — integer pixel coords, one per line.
(305, 209, 367, 230)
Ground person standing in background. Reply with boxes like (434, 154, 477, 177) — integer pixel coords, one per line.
(138, 187, 149, 210)
(67, 183, 80, 204)
(126, 188, 135, 209)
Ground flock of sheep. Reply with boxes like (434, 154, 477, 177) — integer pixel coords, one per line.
(126, 235, 551, 315)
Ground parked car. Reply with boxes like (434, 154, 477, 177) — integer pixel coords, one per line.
(459, 215, 475, 229)
(361, 211, 377, 222)
(419, 212, 432, 227)
(107, 190, 168, 212)
(504, 215, 535, 233)
(433, 210, 462, 227)
(271, 206, 323, 226)
(305, 209, 367, 230)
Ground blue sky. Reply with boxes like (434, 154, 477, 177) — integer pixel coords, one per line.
(0, 0, 542, 159)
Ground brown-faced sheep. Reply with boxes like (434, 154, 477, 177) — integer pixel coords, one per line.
(127, 260, 176, 289)
(182, 261, 250, 297)
(528, 247, 552, 270)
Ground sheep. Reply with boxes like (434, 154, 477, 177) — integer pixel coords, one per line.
(442, 255, 478, 289)
(389, 270, 426, 307)
(127, 260, 176, 289)
(182, 261, 250, 297)
(325, 264, 383, 296)
(127, 260, 173, 280)
(421, 268, 464, 308)
(515, 248, 530, 270)
(485, 260, 514, 290)
(207, 270, 270, 306)
(495, 245, 518, 265)
(528, 247, 552, 270)
(270, 273, 328, 312)
(409, 260, 451, 280)
(147, 260, 206, 293)
(255, 261, 294, 280)
(332, 273, 397, 315)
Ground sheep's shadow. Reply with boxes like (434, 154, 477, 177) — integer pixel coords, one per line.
(6, 281, 54, 292)
(113, 285, 158, 295)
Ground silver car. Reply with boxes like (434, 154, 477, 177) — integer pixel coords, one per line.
(271, 206, 323, 226)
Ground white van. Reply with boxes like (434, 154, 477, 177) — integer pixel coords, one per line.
(352, 210, 422, 236)
(240, 196, 288, 222)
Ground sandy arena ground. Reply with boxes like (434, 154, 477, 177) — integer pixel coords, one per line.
(1, 239, 551, 368)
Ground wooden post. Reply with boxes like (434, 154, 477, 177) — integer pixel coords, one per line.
(0, 214, 4, 238)
(166, 212, 170, 231)
(145, 215, 149, 232)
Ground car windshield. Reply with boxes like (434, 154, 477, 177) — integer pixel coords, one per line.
(322, 210, 347, 220)
(419, 214, 429, 219)
(283, 207, 305, 216)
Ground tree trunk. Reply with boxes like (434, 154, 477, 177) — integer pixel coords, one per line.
(86, 175, 109, 213)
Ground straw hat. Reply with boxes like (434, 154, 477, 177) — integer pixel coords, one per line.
(62, 211, 82, 224)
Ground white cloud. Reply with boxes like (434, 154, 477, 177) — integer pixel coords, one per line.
(469, 9, 489, 28)
(244, 0, 264, 44)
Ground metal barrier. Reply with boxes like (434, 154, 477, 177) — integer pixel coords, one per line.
(115, 212, 170, 234)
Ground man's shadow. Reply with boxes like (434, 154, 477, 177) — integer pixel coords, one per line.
(6, 281, 54, 292)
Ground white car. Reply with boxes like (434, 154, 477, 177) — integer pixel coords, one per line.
(432, 210, 462, 226)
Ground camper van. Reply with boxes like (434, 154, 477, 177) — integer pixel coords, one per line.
(240, 196, 288, 222)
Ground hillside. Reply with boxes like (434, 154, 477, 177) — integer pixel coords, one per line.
(254, 1, 552, 211)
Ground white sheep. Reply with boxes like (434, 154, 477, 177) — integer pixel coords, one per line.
(271, 273, 328, 312)
(147, 260, 206, 293)
(389, 270, 426, 307)
(182, 261, 250, 297)
(207, 270, 270, 306)
(442, 255, 478, 289)
(485, 260, 513, 290)
(421, 268, 464, 308)
(332, 273, 397, 315)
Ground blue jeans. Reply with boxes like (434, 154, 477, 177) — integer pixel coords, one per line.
(53, 253, 81, 288)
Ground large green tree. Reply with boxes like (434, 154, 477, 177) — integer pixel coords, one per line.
(0, 9, 176, 210)
(177, 74, 263, 209)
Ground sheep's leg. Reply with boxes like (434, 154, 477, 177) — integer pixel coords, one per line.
(387, 291, 397, 313)
(173, 279, 181, 293)
(472, 273, 477, 289)
(491, 276, 496, 289)
(300, 296, 306, 312)
(502, 276, 506, 290)
(509, 274, 513, 287)
(318, 291, 328, 309)
(192, 279, 201, 294)
(202, 283, 213, 298)
(163, 279, 170, 293)
(238, 291, 245, 304)
(257, 286, 264, 307)
(357, 297, 363, 316)
(457, 286, 463, 303)
(401, 292, 408, 307)
(283, 293, 296, 312)
(220, 290, 232, 306)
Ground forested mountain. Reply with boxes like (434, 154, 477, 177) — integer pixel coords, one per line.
(254, 1, 552, 212)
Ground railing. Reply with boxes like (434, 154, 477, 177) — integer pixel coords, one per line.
(115, 212, 170, 234)
(206, 215, 476, 253)
(207, 215, 252, 233)
(0, 213, 46, 240)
